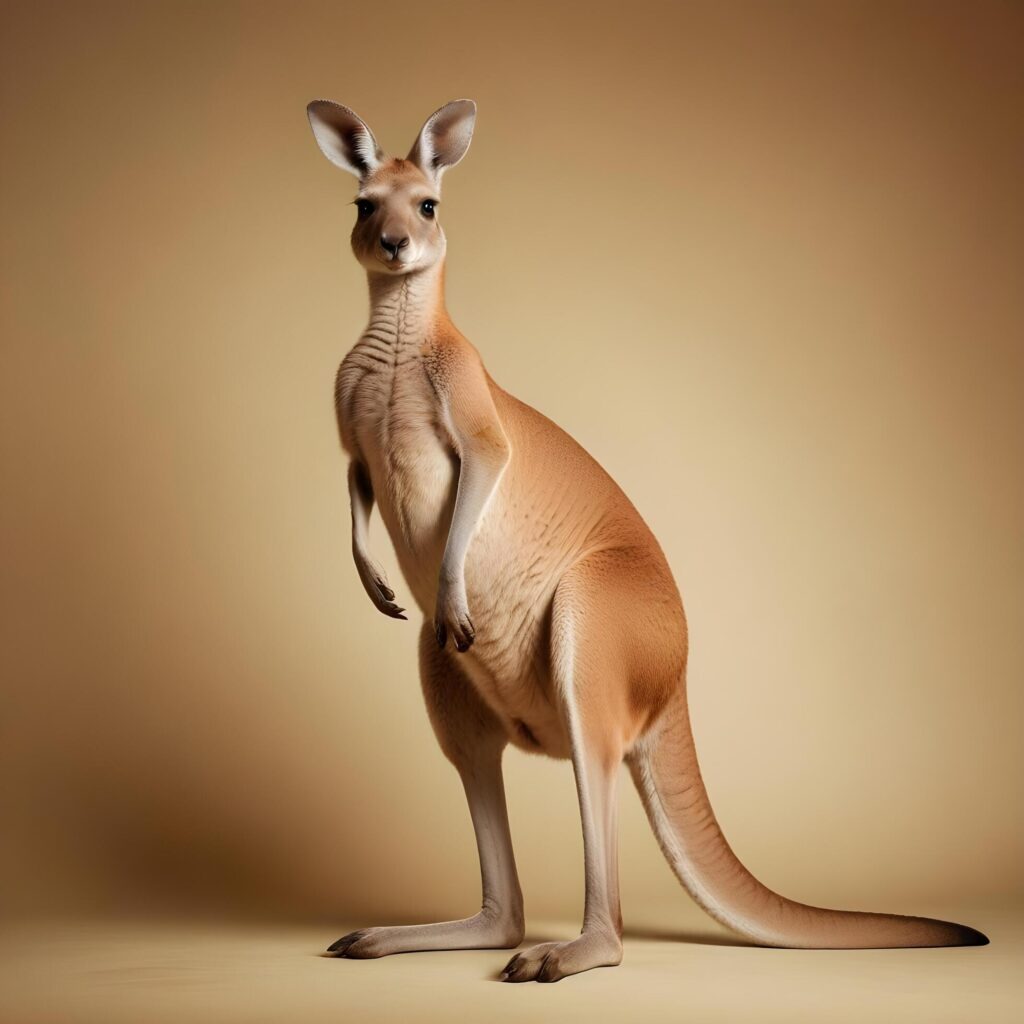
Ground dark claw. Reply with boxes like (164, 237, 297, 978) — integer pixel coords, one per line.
(500, 954, 524, 982)
(327, 930, 364, 953)
(378, 583, 395, 601)
(455, 634, 474, 653)
(436, 622, 447, 648)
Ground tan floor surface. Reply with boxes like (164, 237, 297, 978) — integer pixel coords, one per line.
(1, 908, 1019, 1023)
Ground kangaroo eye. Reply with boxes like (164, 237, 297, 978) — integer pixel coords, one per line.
(356, 200, 375, 220)
(420, 199, 436, 218)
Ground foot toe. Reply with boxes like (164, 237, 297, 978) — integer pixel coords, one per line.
(537, 954, 566, 983)
(327, 929, 366, 955)
(499, 942, 557, 982)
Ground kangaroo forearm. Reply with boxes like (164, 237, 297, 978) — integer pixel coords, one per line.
(440, 451, 507, 584)
(433, 446, 507, 651)
(348, 460, 374, 555)
(347, 459, 406, 619)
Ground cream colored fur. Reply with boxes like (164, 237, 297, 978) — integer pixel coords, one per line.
(306, 99, 988, 982)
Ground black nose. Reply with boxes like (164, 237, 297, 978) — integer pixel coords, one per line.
(380, 235, 408, 257)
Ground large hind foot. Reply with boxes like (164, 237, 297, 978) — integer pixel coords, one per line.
(328, 912, 524, 958)
(500, 931, 623, 983)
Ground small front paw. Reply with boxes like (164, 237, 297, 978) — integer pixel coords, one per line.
(372, 578, 407, 620)
(434, 586, 475, 652)
(358, 562, 407, 620)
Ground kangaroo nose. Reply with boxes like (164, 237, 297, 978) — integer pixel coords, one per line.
(380, 234, 408, 258)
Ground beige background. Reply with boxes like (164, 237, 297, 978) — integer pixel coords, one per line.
(2, 0, 1022, 971)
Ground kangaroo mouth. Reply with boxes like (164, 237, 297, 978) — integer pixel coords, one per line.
(376, 254, 414, 273)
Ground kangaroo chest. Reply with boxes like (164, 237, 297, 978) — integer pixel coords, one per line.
(337, 333, 457, 603)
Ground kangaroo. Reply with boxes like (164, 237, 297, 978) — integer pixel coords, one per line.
(306, 98, 988, 982)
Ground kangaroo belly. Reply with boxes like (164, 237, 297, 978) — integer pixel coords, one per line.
(459, 519, 570, 757)
(444, 446, 607, 758)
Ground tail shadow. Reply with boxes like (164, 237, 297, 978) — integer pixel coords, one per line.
(622, 924, 755, 948)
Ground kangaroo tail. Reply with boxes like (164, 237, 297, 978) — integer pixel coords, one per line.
(628, 688, 988, 948)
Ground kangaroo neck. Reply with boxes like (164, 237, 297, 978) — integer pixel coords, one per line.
(363, 261, 448, 351)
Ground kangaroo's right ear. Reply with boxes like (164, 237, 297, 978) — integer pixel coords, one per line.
(306, 100, 384, 178)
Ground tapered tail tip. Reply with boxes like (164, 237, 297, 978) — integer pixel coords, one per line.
(959, 925, 990, 946)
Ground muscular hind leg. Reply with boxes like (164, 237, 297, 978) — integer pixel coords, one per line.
(328, 622, 524, 957)
(501, 715, 623, 982)
(502, 548, 680, 982)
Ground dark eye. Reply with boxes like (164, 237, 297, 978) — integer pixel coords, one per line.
(356, 199, 375, 221)
(420, 199, 436, 218)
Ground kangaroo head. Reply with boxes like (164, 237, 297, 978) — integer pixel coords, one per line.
(307, 99, 476, 276)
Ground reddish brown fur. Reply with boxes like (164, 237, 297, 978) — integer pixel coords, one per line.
(309, 98, 988, 982)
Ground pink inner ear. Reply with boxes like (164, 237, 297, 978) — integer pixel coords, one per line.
(349, 127, 382, 174)
(407, 128, 433, 173)
(409, 101, 475, 175)
(308, 101, 382, 176)
(429, 119, 466, 168)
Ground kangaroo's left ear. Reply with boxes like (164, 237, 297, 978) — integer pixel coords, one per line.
(407, 99, 477, 183)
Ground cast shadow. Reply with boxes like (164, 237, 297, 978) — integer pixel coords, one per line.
(621, 924, 755, 948)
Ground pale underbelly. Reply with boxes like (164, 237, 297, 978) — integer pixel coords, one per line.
(373, 459, 573, 759)
(459, 648, 572, 760)
(457, 518, 575, 757)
